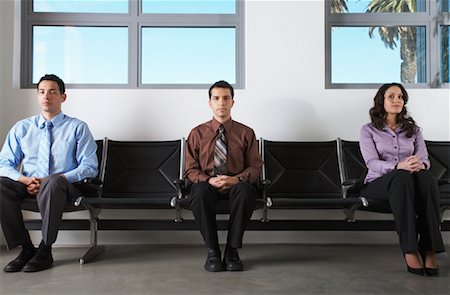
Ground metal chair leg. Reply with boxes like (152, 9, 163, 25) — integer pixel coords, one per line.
(80, 207, 105, 264)
(260, 206, 269, 222)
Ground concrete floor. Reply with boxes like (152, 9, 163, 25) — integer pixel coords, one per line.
(0, 244, 449, 295)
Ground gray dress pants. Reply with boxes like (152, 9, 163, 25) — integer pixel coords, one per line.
(0, 175, 81, 249)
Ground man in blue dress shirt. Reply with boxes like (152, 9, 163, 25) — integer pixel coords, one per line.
(0, 74, 98, 272)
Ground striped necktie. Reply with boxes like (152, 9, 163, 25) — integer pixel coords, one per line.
(214, 125, 227, 176)
(36, 121, 53, 178)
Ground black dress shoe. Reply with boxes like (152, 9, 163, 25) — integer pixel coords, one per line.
(223, 248, 243, 271)
(22, 253, 53, 273)
(22, 242, 53, 273)
(204, 249, 224, 272)
(3, 249, 36, 273)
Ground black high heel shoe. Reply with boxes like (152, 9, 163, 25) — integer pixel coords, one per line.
(406, 265, 425, 276)
(404, 254, 425, 276)
(424, 267, 439, 277)
(419, 251, 440, 277)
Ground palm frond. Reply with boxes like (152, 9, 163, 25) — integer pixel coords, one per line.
(331, 0, 348, 13)
(367, 0, 416, 13)
(368, 26, 400, 49)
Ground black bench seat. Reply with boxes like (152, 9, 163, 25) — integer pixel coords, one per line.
(74, 138, 184, 264)
(261, 139, 368, 222)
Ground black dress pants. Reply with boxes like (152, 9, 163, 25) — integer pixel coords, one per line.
(361, 169, 445, 254)
(188, 181, 257, 249)
(0, 175, 81, 249)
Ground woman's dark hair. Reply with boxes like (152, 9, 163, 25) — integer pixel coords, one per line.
(369, 83, 418, 137)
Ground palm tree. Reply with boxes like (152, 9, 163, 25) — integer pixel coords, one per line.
(331, 0, 348, 13)
(366, 0, 418, 83)
(330, 0, 419, 83)
(442, 26, 449, 83)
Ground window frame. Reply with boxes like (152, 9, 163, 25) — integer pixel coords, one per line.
(325, 0, 449, 89)
(21, 0, 245, 89)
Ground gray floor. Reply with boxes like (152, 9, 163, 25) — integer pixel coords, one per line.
(0, 244, 449, 295)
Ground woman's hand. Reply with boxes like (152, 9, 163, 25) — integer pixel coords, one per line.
(396, 155, 425, 173)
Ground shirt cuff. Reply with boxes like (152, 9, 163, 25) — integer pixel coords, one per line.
(62, 171, 78, 183)
(198, 174, 211, 183)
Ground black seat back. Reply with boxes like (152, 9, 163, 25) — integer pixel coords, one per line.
(101, 140, 181, 202)
(338, 139, 390, 212)
(426, 141, 450, 195)
(338, 140, 367, 193)
(263, 140, 342, 198)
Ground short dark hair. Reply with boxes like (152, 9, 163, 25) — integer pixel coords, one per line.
(208, 80, 234, 99)
(37, 74, 65, 94)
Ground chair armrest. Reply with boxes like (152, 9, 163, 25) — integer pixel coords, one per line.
(261, 179, 272, 186)
(80, 177, 103, 185)
(342, 179, 361, 186)
(260, 179, 272, 206)
(438, 179, 450, 185)
(261, 179, 272, 194)
(342, 179, 364, 198)
(74, 178, 102, 197)
(173, 179, 185, 199)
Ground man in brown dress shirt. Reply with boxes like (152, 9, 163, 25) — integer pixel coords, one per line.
(185, 80, 263, 272)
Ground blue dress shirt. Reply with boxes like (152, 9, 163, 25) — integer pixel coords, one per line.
(0, 112, 98, 183)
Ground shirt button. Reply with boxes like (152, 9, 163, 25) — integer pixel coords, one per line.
(395, 158, 398, 161)
(394, 146, 397, 149)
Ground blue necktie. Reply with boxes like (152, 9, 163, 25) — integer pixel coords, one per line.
(37, 121, 53, 178)
(214, 125, 227, 176)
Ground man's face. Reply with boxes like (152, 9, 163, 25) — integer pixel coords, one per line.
(209, 87, 234, 122)
(37, 80, 66, 117)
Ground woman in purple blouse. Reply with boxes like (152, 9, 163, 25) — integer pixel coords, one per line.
(359, 83, 444, 277)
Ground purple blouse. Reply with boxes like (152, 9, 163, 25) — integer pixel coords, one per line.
(359, 123, 430, 183)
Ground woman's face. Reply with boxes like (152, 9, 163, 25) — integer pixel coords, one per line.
(383, 86, 404, 116)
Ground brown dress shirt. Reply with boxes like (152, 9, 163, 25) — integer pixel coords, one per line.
(185, 118, 263, 184)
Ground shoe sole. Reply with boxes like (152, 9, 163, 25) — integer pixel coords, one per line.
(22, 262, 53, 273)
(3, 267, 23, 273)
(204, 265, 225, 272)
(225, 266, 243, 271)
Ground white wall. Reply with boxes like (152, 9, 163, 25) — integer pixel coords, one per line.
(1, 0, 449, 246)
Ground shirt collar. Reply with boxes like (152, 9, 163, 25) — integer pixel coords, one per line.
(211, 117, 232, 133)
(381, 123, 405, 135)
(38, 112, 65, 128)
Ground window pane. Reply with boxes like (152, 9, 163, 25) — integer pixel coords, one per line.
(331, 0, 425, 13)
(33, 0, 128, 13)
(141, 28, 236, 84)
(33, 26, 128, 84)
(331, 26, 426, 84)
(142, 0, 236, 14)
(442, 26, 450, 83)
(442, 0, 450, 12)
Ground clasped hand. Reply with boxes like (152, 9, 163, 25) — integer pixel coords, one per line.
(19, 176, 44, 196)
(208, 175, 240, 193)
(396, 155, 425, 173)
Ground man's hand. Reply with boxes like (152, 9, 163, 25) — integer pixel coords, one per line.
(18, 176, 43, 196)
(208, 175, 240, 193)
(397, 155, 425, 173)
